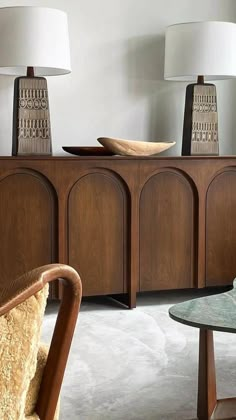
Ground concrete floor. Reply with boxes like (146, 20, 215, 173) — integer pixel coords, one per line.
(42, 289, 236, 420)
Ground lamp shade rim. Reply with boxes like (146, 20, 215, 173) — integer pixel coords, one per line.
(0, 65, 71, 76)
(165, 74, 236, 81)
(166, 20, 236, 29)
(164, 21, 236, 82)
(0, 5, 67, 13)
(0, 6, 71, 77)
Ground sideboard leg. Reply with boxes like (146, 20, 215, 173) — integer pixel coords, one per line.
(128, 290, 136, 309)
(197, 329, 217, 420)
(109, 292, 136, 309)
(129, 192, 139, 309)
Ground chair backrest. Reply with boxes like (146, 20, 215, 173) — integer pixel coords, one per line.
(0, 284, 49, 419)
(0, 263, 82, 420)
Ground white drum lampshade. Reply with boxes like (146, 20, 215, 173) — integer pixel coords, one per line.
(0, 6, 71, 155)
(164, 21, 236, 155)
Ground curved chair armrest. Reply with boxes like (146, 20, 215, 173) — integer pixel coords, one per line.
(0, 263, 81, 315)
(0, 263, 82, 420)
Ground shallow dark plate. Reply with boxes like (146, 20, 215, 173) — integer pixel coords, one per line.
(62, 146, 114, 156)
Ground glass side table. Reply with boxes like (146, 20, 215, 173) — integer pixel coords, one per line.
(169, 281, 236, 420)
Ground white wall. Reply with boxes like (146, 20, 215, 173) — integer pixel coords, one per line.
(0, 0, 235, 155)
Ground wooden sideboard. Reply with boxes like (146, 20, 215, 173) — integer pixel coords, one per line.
(1, 155, 236, 308)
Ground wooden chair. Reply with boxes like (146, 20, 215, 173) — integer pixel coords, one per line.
(0, 263, 82, 420)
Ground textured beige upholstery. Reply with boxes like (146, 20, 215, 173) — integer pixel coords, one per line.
(0, 263, 82, 420)
(25, 344, 59, 420)
(0, 285, 50, 420)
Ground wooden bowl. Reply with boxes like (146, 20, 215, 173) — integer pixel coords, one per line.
(97, 137, 176, 156)
(62, 146, 114, 156)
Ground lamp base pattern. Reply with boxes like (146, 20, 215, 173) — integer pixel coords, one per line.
(182, 83, 219, 156)
(12, 76, 52, 156)
(191, 84, 218, 155)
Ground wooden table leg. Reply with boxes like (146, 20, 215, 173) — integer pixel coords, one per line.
(197, 329, 217, 420)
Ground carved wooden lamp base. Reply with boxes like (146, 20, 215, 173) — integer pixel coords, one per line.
(182, 75, 219, 156)
(12, 66, 52, 156)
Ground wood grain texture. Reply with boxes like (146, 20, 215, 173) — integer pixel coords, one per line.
(97, 137, 175, 156)
(68, 172, 128, 296)
(0, 170, 57, 298)
(140, 171, 196, 291)
(197, 329, 217, 420)
(0, 263, 82, 420)
(35, 264, 82, 420)
(206, 170, 236, 286)
(0, 156, 235, 306)
(197, 329, 236, 420)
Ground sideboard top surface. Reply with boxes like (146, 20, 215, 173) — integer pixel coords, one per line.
(0, 155, 236, 161)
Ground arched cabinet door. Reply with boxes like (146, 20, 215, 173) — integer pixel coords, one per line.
(0, 171, 57, 296)
(140, 170, 196, 291)
(68, 172, 128, 296)
(206, 170, 236, 286)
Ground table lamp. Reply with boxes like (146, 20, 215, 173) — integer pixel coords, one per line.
(164, 21, 236, 155)
(0, 7, 71, 155)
